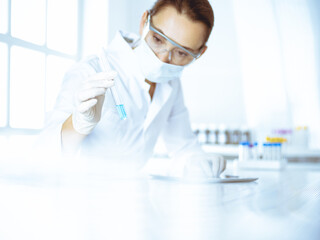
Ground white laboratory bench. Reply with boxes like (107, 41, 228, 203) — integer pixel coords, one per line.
(0, 156, 320, 240)
(202, 144, 320, 161)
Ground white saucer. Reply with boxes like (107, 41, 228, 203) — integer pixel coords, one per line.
(149, 174, 258, 183)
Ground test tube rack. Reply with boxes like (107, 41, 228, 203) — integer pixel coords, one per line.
(236, 158, 287, 170)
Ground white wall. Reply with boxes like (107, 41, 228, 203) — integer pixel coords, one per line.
(107, 0, 154, 40)
(82, 0, 109, 56)
(309, 0, 320, 111)
(232, 0, 320, 148)
(182, 0, 246, 126)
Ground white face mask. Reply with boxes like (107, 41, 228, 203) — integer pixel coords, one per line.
(133, 38, 185, 83)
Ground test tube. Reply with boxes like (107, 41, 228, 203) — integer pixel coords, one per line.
(239, 141, 250, 162)
(99, 52, 127, 120)
(263, 143, 271, 160)
(252, 142, 259, 160)
(275, 143, 282, 161)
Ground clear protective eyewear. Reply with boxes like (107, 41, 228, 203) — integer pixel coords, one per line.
(143, 14, 203, 66)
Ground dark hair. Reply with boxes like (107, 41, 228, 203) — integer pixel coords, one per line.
(149, 0, 214, 43)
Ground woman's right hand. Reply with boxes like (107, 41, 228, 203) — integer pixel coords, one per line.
(72, 71, 117, 135)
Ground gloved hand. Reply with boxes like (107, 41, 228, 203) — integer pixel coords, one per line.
(72, 71, 117, 135)
(183, 153, 226, 178)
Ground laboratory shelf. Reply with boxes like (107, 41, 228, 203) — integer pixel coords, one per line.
(202, 144, 320, 161)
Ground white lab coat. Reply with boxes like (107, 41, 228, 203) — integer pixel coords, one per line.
(38, 30, 203, 172)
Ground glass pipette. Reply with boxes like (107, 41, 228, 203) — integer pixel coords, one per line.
(99, 52, 127, 120)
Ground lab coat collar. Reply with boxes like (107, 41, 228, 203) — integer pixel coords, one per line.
(105, 30, 147, 91)
(144, 82, 172, 130)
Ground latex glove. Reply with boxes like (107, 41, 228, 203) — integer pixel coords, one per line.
(183, 153, 226, 178)
(72, 71, 117, 135)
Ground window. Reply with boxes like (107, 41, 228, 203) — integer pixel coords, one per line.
(0, 0, 8, 34)
(47, 0, 78, 55)
(11, 0, 46, 45)
(0, 0, 82, 133)
(233, 0, 320, 148)
(0, 43, 8, 127)
(10, 46, 45, 129)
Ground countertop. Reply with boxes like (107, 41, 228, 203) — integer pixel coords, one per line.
(0, 158, 320, 240)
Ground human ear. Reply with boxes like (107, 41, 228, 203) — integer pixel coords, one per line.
(197, 45, 208, 59)
(139, 11, 149, 36)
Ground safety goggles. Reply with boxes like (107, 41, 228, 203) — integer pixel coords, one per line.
(144, 14, 203, 66)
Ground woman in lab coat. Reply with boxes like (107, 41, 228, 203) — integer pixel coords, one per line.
(41, 0, 226, 177)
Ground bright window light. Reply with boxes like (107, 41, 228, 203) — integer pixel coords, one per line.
(0, 135, 8, 157)
(0, 0, 8, 33)
(0, 43, 8, 127)
(47, 0, 78, 54)
(82, 0, 109, 56)
(8, 134, 38, 155)
(10, 46, 45, 129)
(11, 0, 46, 45)
(46, 55, 74, 112)
(1, 0, 81, 133)
(233, 0, 290, 128)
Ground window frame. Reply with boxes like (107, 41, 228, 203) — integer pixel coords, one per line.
(0, 0, 84, 135)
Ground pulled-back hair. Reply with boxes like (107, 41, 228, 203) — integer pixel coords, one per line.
(149, 0, 214, 43)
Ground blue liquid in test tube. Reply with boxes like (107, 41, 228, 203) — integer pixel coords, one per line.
(99, 51, 127, 120)
(116, 104, 127, 120)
